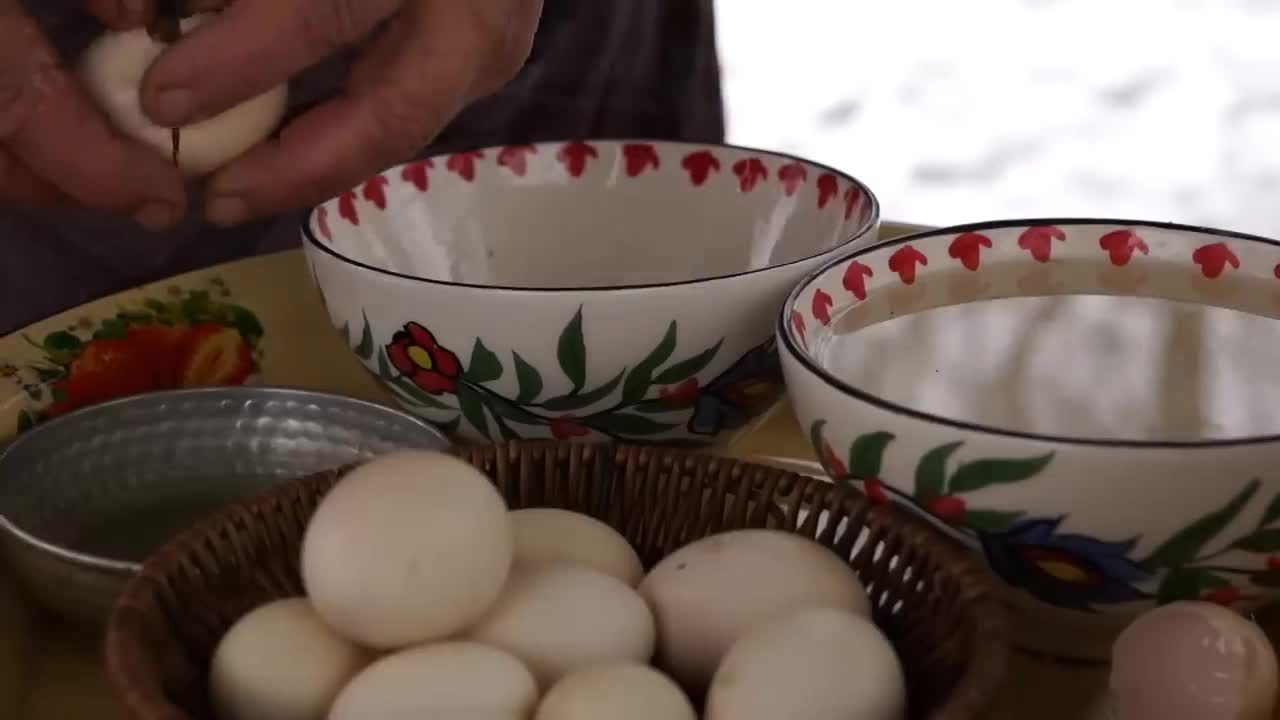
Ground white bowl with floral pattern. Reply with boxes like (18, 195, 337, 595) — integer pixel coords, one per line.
(303, 139, 879, 445)
(779, 218, 1280, 659)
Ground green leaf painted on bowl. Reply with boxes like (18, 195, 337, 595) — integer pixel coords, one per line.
(542, 370, 625, 412)
(1259, 492, 1280, 529)
(464, 339, 503, 384)
(948, 452, 1055, 494)
(1157, 567, 1231, 604)
(557, 306, 587, 394)
(962, 509, 1025, 533)
(1142, 479, 1260, 570)
(354, 312, 375, 361)
(848, 431, 894, 479)
(915, 441, 962, 501)
(456, 383, 490, 441)
(512, 352, 543, 404)
(1231, 527, 1280, 553)
(622, 321, 678, 405)
(654, 339, 723, 386)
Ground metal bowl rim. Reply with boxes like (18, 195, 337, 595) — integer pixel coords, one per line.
(0, 385, 449, 576)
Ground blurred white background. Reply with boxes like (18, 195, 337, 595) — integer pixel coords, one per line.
(716, 0, 1280, 237)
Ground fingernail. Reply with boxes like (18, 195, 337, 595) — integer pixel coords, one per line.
(206, 195, 250, 226)
(135, 202, 176, 231)
(151, 88, 194, 126)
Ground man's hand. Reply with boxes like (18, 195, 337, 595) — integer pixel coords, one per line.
(119, 0, 542, 226)
(0, 1, 186, 228)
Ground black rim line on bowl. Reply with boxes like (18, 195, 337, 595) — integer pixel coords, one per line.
(300, 137, 882, 293)
(778, 216, 1280, 450)
(0, 386, 445, 574)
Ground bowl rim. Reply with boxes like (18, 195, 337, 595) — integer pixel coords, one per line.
(0, 385, 448, 576)
(778, 216, 1280, 449)
(300, 137, 882, 292)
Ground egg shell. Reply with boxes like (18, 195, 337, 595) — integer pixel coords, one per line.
(329, 641, 538, 720)
(79, 14, 287, 177)
(467, 563, 656, 688)
(705, 607, 906, 720)
(208, 597, 372, 720)
(301, 450, 513, 649)
(639, 528, 871, 691)
(535, 662, 696, 720)
(1111, 601, 1279, 720)
(510, 508, 644, 586)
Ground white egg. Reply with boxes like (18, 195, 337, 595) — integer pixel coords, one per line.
(79, 13, 287, 176)
(1111, 601, 1279, 720)
(467, 563, 656, 688)
(329, 641, 538, 720)
(208, 598, 372, 720)
(705, 607, 906, 720)
(535, 663, 696, 720)
(639, 529, 871, 691)
(510, 508, 644, 586)
(301, 450, 513, 649)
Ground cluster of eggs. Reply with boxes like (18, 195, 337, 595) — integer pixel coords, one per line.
(208, 450, 908, 720)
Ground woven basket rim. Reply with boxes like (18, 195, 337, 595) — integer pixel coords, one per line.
(103, 440, 1011, 720)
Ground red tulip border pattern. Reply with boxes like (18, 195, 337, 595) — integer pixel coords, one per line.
(349, 309, 783, 444)
(311, 141, 873, 239)
(810, 420, 1280, 610)
(789, 225, 1271, 352)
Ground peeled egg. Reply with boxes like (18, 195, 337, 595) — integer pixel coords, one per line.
(536, 663, 697, 720)
(301, 450, 513, 649)
(208, 598, 372, 720)
(1110, 601, 1279, 720)
(705, 607, 906, 720)
(467, 563, 656, 688)
(79, 13, 287, 176)
(329, 641, 538, 720)
(639, 529, 871, 690)
(510, 508, 644, 586)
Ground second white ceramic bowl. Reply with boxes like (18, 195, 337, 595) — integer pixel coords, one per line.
(304, 139, 879, 445)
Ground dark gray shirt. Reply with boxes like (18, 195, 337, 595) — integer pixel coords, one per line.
(2, 0, 723, 334)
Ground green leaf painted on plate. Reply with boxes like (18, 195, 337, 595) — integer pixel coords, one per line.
(491, 411, 521, 440)
(513, 352, 543, 404)
(962, 509, 1025, 533)
(94, 318, 129, 341)
(464, 339, 503, 384)
(653, 339, 723, 386)
(34, 366, 64, 383)
(354, 313, 375, 361)
(557, 307, 587, 393)
(589, 413, 678, 437)
(915, 441, 962, 501)
(848, 431, 894, 479)
(622, 322, 678, 405)
(456, 383, 490, 440)
(542, 370, 624, 412)
(948, 452, 1055, 494)
(633, 399, 677, 414)
(340, 322, 352, 348)
(1143, 479, 1260, 570)
(1232, 528, 1280, 553)
(17, 410, 35, 434)
(42, 331, 82, 355)
(1157, 567, 1231, 604)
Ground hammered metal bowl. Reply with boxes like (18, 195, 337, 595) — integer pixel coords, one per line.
(0, 386, 448, 626)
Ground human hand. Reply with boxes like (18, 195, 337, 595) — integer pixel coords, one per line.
(116, 0, 542, 226)
(0, 1, 187, 228)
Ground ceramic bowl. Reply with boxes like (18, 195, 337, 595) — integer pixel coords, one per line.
(0, 386, 448, 626)
(302, 139, 879, 445)
(778, 218, 1280, 659)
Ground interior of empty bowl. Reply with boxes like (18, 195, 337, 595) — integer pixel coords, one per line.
(784, 219, 1280, 444)
(304, 140, 878, 288)
(0, 387, 446, 568)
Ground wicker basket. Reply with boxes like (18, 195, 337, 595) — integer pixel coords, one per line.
(104, 442, 1009, 720)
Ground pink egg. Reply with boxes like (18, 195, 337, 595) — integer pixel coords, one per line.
(1110, 602, 1278, 720)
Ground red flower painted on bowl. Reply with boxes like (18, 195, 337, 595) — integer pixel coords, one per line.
(386, 323, 462, 394)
